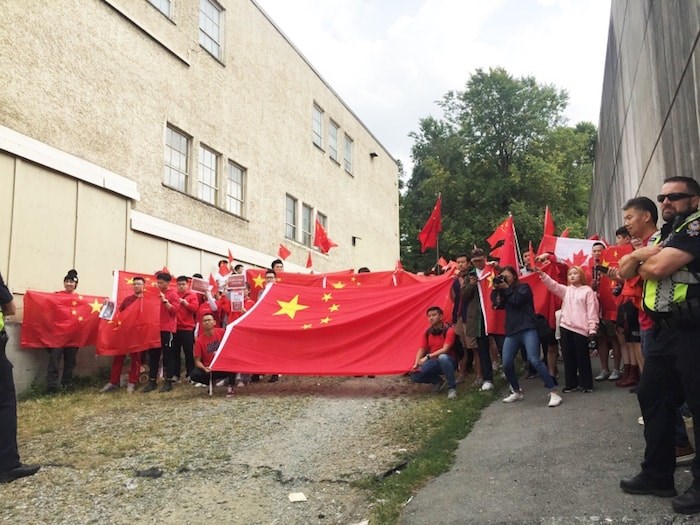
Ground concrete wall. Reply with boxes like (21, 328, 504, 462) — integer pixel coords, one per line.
(589, 0, 700, 236)
(0, 0, 400, 392)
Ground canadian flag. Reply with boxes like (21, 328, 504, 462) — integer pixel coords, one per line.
(537, 234, 602, 267)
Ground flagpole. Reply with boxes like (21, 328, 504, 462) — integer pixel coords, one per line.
(435, 192, 441, 274)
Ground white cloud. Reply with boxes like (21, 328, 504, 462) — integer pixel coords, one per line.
(255, 0, 611, 171)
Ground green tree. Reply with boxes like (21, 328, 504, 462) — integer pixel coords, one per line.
(401, 67, 595, 271)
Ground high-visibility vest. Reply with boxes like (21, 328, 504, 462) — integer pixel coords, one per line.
(0, 311, 4, 332)
(643, 210, 700, 313)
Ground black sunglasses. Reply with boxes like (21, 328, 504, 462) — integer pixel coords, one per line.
(656, 192, 695, 203)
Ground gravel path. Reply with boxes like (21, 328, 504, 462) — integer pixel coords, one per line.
(1, 375, 427, 525)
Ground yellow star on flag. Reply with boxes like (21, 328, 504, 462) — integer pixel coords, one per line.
(89, 299, 103, 314)
(329, 304, 340, 312)
(71, 300, 77, 306)
(320, 316, 332, 324)
(78, 295, 83, 300)
(351, 277, 357, 282)
(321, 293, 333, 303)
(274, 295, 309, 320)
(302, 323, 312, 330)
(252, 274, 265, 288)
(332, 281, 346, 289)
(126, 278, 134, 284)
(78, 316, 84, 322)
(71, 309, 77, 316)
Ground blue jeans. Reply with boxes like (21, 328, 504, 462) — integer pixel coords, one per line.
(502, 328, 555, 392)
(410, 354, 457, 389)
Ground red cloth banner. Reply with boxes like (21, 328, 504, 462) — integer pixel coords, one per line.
(210, 275, 453, 375)
(96, 294, 161, 356)
(21, 291, 105, 348)
(417, 195, 442, 253)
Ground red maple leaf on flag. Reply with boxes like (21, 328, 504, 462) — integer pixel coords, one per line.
(564, 250, 589, 268)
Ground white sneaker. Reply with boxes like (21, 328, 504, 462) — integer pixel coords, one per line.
(215, 379, 227, 387)
(100, 382, 118, 393)
(638, 416, 645, 426)
(480, 380, 494, 391)
(236, 381, 245, 388)
(608, 369, 621, 381)
(193, 382, 207, 388)
(503, 391, 524, 403)
(594, 370, 610, 381)
(548, 392, 563, 407)
(447, 388, 457, 399)
(126, 382, 136, 393)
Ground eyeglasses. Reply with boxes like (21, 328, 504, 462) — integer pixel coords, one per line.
(656, 192, 695, 203)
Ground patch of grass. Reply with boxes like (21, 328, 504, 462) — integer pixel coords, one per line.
(356, 388, 497, 525)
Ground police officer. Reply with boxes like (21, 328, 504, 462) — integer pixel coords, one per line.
(0, 271, 40, 483)
(618, 176, 700, 514)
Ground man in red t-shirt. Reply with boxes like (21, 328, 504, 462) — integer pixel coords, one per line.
(190, 313, 235, 396)
(142, 272, 179, 393)
(173, 275, 198, 381)
(409, 306, 458, 399)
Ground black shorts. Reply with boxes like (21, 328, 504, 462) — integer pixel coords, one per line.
(617, 301, 641, 343)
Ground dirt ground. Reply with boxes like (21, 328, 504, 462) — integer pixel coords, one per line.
(0, 375, 441, 525)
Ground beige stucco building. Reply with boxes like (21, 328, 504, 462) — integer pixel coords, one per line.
(0, 0, 399, 390)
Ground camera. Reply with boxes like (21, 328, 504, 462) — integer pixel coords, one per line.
(493, 275, 506, 286)
(466, 268, 477, 279)
(612, 283, 623, 297)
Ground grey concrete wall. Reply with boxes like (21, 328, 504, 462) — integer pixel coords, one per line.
(590, 0, 700, 236)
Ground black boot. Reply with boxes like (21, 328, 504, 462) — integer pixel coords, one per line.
(673, 485, 700, 514)
(620, 472, 676, 497)
(142, 380, 157, 393)
(159, 380, 173, 393)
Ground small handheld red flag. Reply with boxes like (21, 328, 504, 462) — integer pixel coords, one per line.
(227, 249, 234, 263)
(278, 244, 292, 260)
(208, 273, 217, 289)
(417, 195, 442, 253)
(560, 228, 570, 238)
(306, 251, 313, 268)
(313, 219, 338, 254)
(544, 206, 555, 237)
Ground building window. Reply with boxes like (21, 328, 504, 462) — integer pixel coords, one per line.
(301, 204, 313, 247)
(312, 104, 323, 148)
(328, 121, 339, 162)
(198, 145, 218, 205)
(344, 134, 353, 174)
(285, 195, 298, 240)
(199, 0, 222, 59)
(164, 125, 189, 192)
(148, 0, 171, 17)
(226, 161, 245, 216)
(317, 212, 327, 229)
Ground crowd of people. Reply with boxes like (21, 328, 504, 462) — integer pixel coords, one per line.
(2, 175, 699, 519)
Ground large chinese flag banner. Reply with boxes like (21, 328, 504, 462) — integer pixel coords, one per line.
(96, 294, 161, 356)
(211, 275, 453, 375)
(21, 291, 105, 348)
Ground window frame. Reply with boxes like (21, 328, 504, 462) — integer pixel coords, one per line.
(285, 194, 298, 241)
(312, 104, 323, 149)
(147, 0, 172, 18)
(343, 134, 353, 174)
(164, 125, 190, 192)
(199, 0, 223, 60)
(301, 203, 313, 247)
(225, 160, 246, 217)
(328, 120, 339, 162)
(197, 143, 219, 206)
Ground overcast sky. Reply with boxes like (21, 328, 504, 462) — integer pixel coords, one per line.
(255, 0, 612, 174)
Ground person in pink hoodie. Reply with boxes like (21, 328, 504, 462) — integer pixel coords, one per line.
(536, 265, 599, 393)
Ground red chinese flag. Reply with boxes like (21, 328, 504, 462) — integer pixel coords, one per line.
(544, 206, 555, 237)
(486, 216, 510, 248)
(528, 241, 536, 271)
(114, 271, 174, 306)
(417, 195, 442, 253)
(228, 249, 234, 263)
(560, 227, 570, 238)
(278, 244, 292, 260)
(210, 275, 453, 375)
(438, 256, 448, 268)
(498, 216, 519, 270)
(96, 295, 161, 356)
(208, 273, 217, 289)
(21, 291, 104, 348)
(313, 220, 338, 254)
(306, 252, 313, 269)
